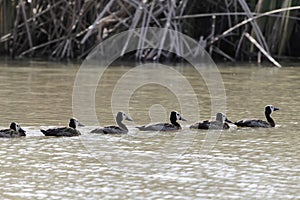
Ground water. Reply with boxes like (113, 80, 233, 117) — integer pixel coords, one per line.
(0, 60, 299, 199)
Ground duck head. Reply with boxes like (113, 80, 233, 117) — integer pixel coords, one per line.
(265, 105, 279, 115)
(69, 118, 85, 129)
(10, 122, 26, 136)
(170, 111, 187, 123)
(216, 112, 234, 123)
(116, 111, 133, 122)
(216, 112, 227, 123)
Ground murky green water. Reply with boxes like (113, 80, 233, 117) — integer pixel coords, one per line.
(0, 60, 299, 199)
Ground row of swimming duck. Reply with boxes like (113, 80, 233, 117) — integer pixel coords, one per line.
(0, 105, 279, 138)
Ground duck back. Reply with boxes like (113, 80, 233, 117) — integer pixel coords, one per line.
(0, 129, 23, 138)
(137, 123, 180, 131)
(0, 129, 26, 138)
(190, 120, 225, 130)
(41, 127, 81, 137)
(234, 119, 270, 128)
(91, 126, 127, 134)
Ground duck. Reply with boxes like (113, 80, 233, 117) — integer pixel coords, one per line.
(91, 111, 133, 134)
(0, 122, 26, 138)
(136, 111, 187, 131)
(234, 105, 279, 128)
(41, 118, 84, 137)
(190, 112, 234, 130)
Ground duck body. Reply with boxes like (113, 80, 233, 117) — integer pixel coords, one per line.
(41, 127, 81, 137)
(234, 105, 279, 128)
(136, 111, 187, 132)
(41, 118, 84, 137)
(190, 120, 226, 130)
(91, 112, 133, 134)
(0, 122, 26, 138)
(190, 113, 234, 130)
(234, 119, 271, 128)
(137, 123, 180, 131)
(91, 126, 126, 134)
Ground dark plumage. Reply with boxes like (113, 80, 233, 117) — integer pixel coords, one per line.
(41, 118, 84, 137)
(91, 112, 133, 134)
(136, 111, 187, 131)
(190, 113, 234, 130)
(0, 122, 26, 138)
(234, 105, 279, 128)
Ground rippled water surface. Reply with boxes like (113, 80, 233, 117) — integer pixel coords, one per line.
(0, 60, 299, 199)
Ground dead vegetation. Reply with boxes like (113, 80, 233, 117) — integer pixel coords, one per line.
(0, 0, 300, 66)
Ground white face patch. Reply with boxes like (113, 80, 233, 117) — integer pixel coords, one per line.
(75, 119, 79, 127)
(176, 112, 181, 120)
(122, 112, 126, 120)
(266, 105, 274, 112)
(16, 123, 20, 131)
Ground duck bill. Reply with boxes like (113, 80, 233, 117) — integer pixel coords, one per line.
(274, 107, 279, 111)
(78, 122, 85, 127)
(180, 116, 187, 121)
(126, 116, 133, 121)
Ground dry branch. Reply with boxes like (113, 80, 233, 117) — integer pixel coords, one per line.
(244, 33, 281, 67)
(0, 0, 299, 63)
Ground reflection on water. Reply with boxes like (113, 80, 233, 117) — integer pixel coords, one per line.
(0, 60, 299, 199)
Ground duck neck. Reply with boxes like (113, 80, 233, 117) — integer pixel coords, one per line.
(69, 120, 76, 129)
(171, 120, 180, 128)
(117, 120, 128, 131)
(265, 111, 275, 127)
